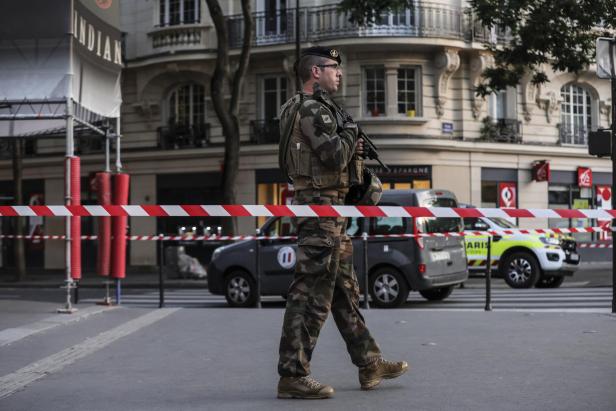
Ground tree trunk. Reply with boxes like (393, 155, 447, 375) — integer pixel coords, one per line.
(12, 138, 26, 281)
(205, 0, 253, 235)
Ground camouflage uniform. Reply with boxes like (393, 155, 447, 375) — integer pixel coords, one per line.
(277, 92, 382, 378)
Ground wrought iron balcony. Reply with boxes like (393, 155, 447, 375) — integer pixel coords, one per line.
(479, 118, 522, 143)
(250, 119, 280, 144)
(228, 4, 505, 48)
(559, 123, 588, 146)
(148, 24, 208, 49)
(158, 123, 210, 149)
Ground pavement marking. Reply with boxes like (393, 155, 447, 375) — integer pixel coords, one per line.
(0, 305, 117, 347)
(0, 308, 180, 400)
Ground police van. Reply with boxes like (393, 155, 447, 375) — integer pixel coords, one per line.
(208, 189, 468, 308)
(463, 215, 580, 288)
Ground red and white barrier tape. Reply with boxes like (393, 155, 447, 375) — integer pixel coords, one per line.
(578, 243, 613, 248)
(1, 204, 616, 219)
(0, 226, 608, 241)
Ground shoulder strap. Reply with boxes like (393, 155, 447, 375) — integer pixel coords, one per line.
(278, 94, 304, 180)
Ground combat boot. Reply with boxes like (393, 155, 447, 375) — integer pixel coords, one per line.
(359, 357, 409, 390)
(277, 376, 335, 399)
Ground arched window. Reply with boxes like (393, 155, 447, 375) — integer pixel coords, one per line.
(159, 0, 201, 26)
(167, 83, 205, 127)
(560, 84, 592, 145)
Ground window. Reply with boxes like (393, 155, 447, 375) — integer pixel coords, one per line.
(560, 84, 593, 145)
(159, 0, 200, 26)
(167, 83, 205, 127)
(265, 0, 287, 35)
(397, 68, 419, 116)
(370, 217, 406, 235)
(260, 76, 288, 120)
(364, 67, 386, 117)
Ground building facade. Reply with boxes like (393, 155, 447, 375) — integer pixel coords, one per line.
(1, 0, 612, 271)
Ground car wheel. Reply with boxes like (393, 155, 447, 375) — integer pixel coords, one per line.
(224, 270, 257, 307)
(500, 252, 540, 289)
(369, 267, 409, 308)
(535, 275, 565, 288)
(419, 285, 455, 301)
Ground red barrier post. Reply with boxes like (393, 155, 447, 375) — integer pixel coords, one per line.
(111, 173, 130, 304)
(95, 172, 112, 276)
(69, 157, 81, 281)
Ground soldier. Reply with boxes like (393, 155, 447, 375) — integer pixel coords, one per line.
(276, 46, 408, 400)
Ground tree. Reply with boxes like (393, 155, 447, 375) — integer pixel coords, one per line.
(339, 0, 616, 95)
(469, 0, 616, 96)
(205, 0, 253, 235)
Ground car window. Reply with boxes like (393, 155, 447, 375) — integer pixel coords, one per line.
(346, 217, 364, 237)
(489, 217, 517, 228)
(264, 217, 297, 237)
(464, 217, 478, 231)
(416, 197, 462, 233)
(370, 217, 406, 235)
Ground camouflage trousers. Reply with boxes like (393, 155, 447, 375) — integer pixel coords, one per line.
(277, 190, 381, 377)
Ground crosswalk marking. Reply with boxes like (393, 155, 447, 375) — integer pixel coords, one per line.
(80, 287, 613, 312)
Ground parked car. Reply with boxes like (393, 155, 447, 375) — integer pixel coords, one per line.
(208, 189, 469, 308)
(463, 215, 580, 288)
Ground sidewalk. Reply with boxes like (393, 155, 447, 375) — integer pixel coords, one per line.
(0, 305, 614, 410)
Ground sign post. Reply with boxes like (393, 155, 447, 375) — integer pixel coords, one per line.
(595, 37, 616, 313)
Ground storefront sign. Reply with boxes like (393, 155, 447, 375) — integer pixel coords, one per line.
(532, 161, 550, 182)
(596, 185, 612, 209)
(372, 166, 431, 177)
(498, 182, 517, 208)
(577, 167, 593, 187)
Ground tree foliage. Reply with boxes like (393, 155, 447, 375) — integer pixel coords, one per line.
(471, 0, 616, 96)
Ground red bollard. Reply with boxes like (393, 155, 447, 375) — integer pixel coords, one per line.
(95, 172, 112, 277)
(69, 157, 81, 281)
(111, 173, 130, 280)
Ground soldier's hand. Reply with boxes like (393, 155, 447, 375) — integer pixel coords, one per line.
(355, 138, 364, 156)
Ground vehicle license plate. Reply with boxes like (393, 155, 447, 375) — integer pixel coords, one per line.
(431, 251, 450, 262)
(568, 253, 579, 262)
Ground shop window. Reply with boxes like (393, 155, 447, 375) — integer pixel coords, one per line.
(159, 0, 201, 26)
(257, 182, 291, 227)
(381, 180, 431, 190)
(264, 0, 287, 35)
(481, 181, 497, 208)
(364, 67, 386, 117)
(548, 184, 592, 242)
(397, 67, 420, 117)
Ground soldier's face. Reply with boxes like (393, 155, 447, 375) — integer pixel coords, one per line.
(316, 62, 342, 94)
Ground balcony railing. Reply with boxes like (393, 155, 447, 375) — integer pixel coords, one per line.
(148, 24, 208, 49)
(479, 117, 522, 143)
(250, 119, 280, 144)
(228, 4, 507, 48)
(158, 123, 210, 149)
(559, 123, 588, 146)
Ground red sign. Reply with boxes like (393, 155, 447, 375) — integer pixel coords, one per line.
(498, 182, 517, 208)
(577, 167, 593, 187)
(532, 161, 550, 182)
(596, 186, 612, 209)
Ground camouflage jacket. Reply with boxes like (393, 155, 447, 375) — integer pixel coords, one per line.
(279, 92, 356, 192)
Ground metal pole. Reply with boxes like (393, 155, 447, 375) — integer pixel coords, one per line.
(115, 278, 121, 305)
(255, 228, 262, 308)
(158, 235, 165, 308)
(105, 128, 111, 173)
(484, 235, 492, 311)
(611, 39, 616, 314)
(115, 117, 122, 172)
(295, 0, 301, 91)
(58, 5, 76, 314)
(363, 231, 369, 309)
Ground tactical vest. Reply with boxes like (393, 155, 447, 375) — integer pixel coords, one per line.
(279, 93, 349, 192)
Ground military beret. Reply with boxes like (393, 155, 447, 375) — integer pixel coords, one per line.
(300, 46, 341, 64)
